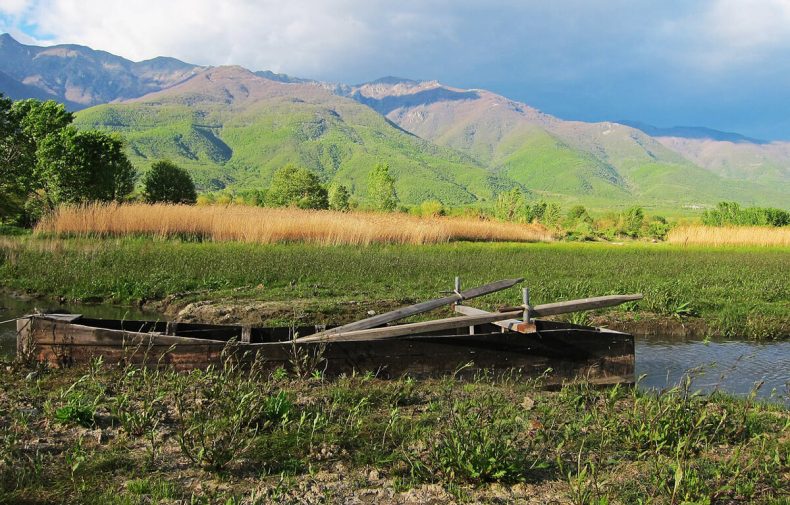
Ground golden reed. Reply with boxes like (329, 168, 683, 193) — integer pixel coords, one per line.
(668, 225, 790, 247)
(35, 203, 553, 245)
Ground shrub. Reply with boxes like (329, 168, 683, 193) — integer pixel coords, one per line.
(268, 164, 328, 210)
(142, 160, 197, 204)
(702, 201, 790, 227)
(328, 183, 351, 211)
(417, 200, 445, 217)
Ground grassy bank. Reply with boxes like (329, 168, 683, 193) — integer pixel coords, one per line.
(0, 237, 788, 339)
(1, 358, 786, 504)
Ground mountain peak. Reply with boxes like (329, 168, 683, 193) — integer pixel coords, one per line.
(369, 76, 421, 85)
(0, 32, 21, 46)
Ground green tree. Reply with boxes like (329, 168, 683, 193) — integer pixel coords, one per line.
(328, 183, 351, 211)
(542, 202, 562, 227)
(494, 188, 525, 222)
(0, 94, 24, 219)
(267, 164, 328, 209)
(567, 205, 591, 222)
(142, 160, 197, 204)
(1, 97, 74, 221)
(37, 127, 136, 205)
(367, 163, 398, 212)
(622, 206, 644, 237)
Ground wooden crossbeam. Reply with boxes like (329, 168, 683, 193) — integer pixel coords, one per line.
(453, 305, 536, 333)
(291, 310, 525, 343)
(304, 277, 523, 340)
(498, 294, 643, 317)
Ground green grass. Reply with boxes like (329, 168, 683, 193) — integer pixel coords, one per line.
(1, 359, 787, 504)
(0, 237, 788, 338)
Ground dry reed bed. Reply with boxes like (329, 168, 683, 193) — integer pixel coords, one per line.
(668, 225, 790, 247)
(35, 203, 552, 245)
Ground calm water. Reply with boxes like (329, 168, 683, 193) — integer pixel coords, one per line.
(1, 295, 788, 402)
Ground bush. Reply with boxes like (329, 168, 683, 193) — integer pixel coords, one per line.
(416, 200, 445, 217)
(647, 217, 672, 240)
(702, 201, 790, 227)
(268, 164, 328, 210)
(328, 183, 351, 211)
(142, 160, 197, 204)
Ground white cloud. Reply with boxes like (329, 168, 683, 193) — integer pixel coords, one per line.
(706, 0, 790, 49)
(662, 0, 790, 72)
(0, 0, 459, 79)
(0, 0, 30, 15)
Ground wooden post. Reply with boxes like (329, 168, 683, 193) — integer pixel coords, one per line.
(241, 326, 252, 344)
(165, 321, 179, 336)
(523, 288, 531, 323)
(454, 276, 461, 295)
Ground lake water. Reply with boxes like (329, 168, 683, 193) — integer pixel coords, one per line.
(1, 294, 788, 403)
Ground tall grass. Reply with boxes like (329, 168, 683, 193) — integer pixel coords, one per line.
(668, 225, 790, 247)
(35, 203, 552, 245)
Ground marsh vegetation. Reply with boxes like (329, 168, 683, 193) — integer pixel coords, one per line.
(1, 356, 787, 504)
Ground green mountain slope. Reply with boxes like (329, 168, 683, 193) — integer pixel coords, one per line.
(350, 79, 790, 209)
(74, 67, 496, 204)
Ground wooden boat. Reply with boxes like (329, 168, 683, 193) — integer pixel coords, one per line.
(16, 313, 634, 385)
(16, 279, 641, 385)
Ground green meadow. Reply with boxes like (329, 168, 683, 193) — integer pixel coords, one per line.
(1, 237, 787, 339)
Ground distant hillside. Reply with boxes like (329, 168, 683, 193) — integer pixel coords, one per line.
(74, 66, 497, 204)
(617, 120, 764, 144)
(0, 33, 202, 108)
(345, 79, 790, 208)
(617, 121, 790, 185)
(4, 34, 789, 209)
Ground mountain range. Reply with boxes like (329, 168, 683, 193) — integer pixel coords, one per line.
(2, 33, 788, 210)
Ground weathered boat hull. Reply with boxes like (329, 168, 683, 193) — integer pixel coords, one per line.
(17, 315, 634, 385)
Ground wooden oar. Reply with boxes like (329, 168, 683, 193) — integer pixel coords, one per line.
(304, 277, 523, 340)
(292, 310, 525, 343)
(498, 294, 643, 317)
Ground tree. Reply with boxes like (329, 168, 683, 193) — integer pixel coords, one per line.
(367, 163, 398, 212)
(142, 160, 197, 204)
(0, 94, 24, 219)
(494, 188, 525, 222)
(1, 97, 74, 221)
(622, 206, 644, 237)
(328, 183, 351, 211)
(37, 127, 136, 205)
(267, 164, 328, 209)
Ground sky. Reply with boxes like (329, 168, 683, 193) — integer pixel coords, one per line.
(2, 0, 790, 140)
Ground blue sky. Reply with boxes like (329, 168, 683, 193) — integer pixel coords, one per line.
(2, 0, 790, 139)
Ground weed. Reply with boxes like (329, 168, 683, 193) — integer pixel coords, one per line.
(173, 355, 289, 470)
(419, 394, 544, 483)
